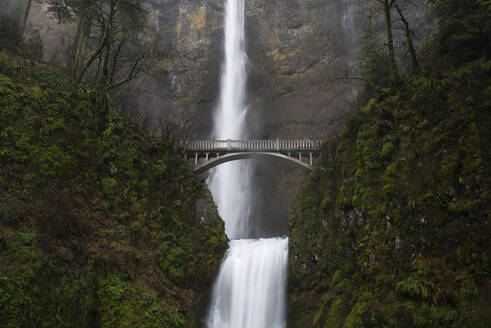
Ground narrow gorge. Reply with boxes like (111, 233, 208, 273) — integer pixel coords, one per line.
(206, 1, 287, 327)
(0, 0, 490, 327)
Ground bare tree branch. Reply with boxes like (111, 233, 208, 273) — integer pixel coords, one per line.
(109, 53, 144, 90)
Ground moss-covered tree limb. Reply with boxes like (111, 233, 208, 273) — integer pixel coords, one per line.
(381, 0, 399, 82)
(394, 2, 420, 74)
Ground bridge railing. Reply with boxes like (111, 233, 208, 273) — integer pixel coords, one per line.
(181, 139, 322, 152)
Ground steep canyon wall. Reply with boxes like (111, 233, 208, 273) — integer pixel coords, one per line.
(24, 0, 380, 137)
(24, 0, 426, 234)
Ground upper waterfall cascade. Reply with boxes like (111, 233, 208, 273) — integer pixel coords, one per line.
(207, 0, 251, 239)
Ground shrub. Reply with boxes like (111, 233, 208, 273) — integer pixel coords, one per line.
(25, 32, 43, 59)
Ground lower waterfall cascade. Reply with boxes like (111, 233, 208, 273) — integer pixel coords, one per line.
(206, 238, 288, 328)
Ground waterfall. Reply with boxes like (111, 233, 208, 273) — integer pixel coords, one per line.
(206, 1, 288, 327)
(208, 0, 251, 239)
(207, 238, 288, 328)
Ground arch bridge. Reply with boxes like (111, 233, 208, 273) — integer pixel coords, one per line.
(181, 139, 322, 174)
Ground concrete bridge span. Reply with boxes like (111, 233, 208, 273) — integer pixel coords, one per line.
(181, 139, 322, 174)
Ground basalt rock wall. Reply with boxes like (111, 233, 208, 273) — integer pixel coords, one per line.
(25, 0, 426, 235)
(24, 0, 397, 136)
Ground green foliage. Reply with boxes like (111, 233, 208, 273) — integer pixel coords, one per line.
(357, 18, 390, 87)
(98, 273, 128, 327)
(460, 279, 478, 297)
(0, 53, 227, 327)
(396, 277, 430, 300)
(25, 32, 44, 59)
(344, 314, 363, 328)
(289, 59, 491, 326)
(428, 0, 491, 64)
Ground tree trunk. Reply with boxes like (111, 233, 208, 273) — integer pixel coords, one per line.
(77, 32, 107, 83)
(69, 11, 90, 79)
(21, 0, 32, 33)
(395, 2, 420, 74)
(109, 32, 126, 86)
(102, 2, 115, 89)
(101, 0, 117, 125)
(384, 0, 399, 82)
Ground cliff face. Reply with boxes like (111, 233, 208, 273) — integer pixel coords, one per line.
(22, 0, 364, 235)
(288, 60, 491, 327)
(134, 0, 425, 139)
(131, 0, 371, 138)
(24, 0, 394, 137)
(23, 0, 426, 232)
(244, 0, 363, 138)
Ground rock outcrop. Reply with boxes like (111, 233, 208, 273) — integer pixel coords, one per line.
(24, 0, 407, 137)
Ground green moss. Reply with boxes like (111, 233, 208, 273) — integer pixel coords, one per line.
(289, 59, 491, 327)
(0, 52, 227, 327)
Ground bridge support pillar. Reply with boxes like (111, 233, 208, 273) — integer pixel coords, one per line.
(205, 153, 209, 161)
(195, 153, 198, 165)
(309, 153, 313, 166)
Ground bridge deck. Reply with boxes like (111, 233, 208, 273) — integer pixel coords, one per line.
(181, 139, 322, 152)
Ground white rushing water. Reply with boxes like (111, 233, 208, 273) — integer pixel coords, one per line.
(208, 0, 251, 239)
(206, 1, 288, 328)
(207, 238, 288, 328)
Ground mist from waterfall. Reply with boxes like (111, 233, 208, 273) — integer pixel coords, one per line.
(206, 1, 288, 328)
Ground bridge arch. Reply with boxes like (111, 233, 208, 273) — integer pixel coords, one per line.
(194, 152, 312, 175)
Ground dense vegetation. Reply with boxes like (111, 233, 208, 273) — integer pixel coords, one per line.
(0, 53, 227, 327)
(288, 1, 491, 327)
(1, 0, 490, 327)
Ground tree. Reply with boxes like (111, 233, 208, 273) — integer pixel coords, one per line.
(394, 1, 420, 73)
(47, 0, 94, 78)
(47, 0, 153, 125)
(358, 17, 390, 87)
(22, 0, 33, 32)
(47, 0, 149, 87)
(375, 0, 399, 83)
(365, 0, 422, 83)
(428, 0, 491, 64)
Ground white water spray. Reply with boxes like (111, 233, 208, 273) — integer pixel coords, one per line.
(206, 1, 288, 328)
